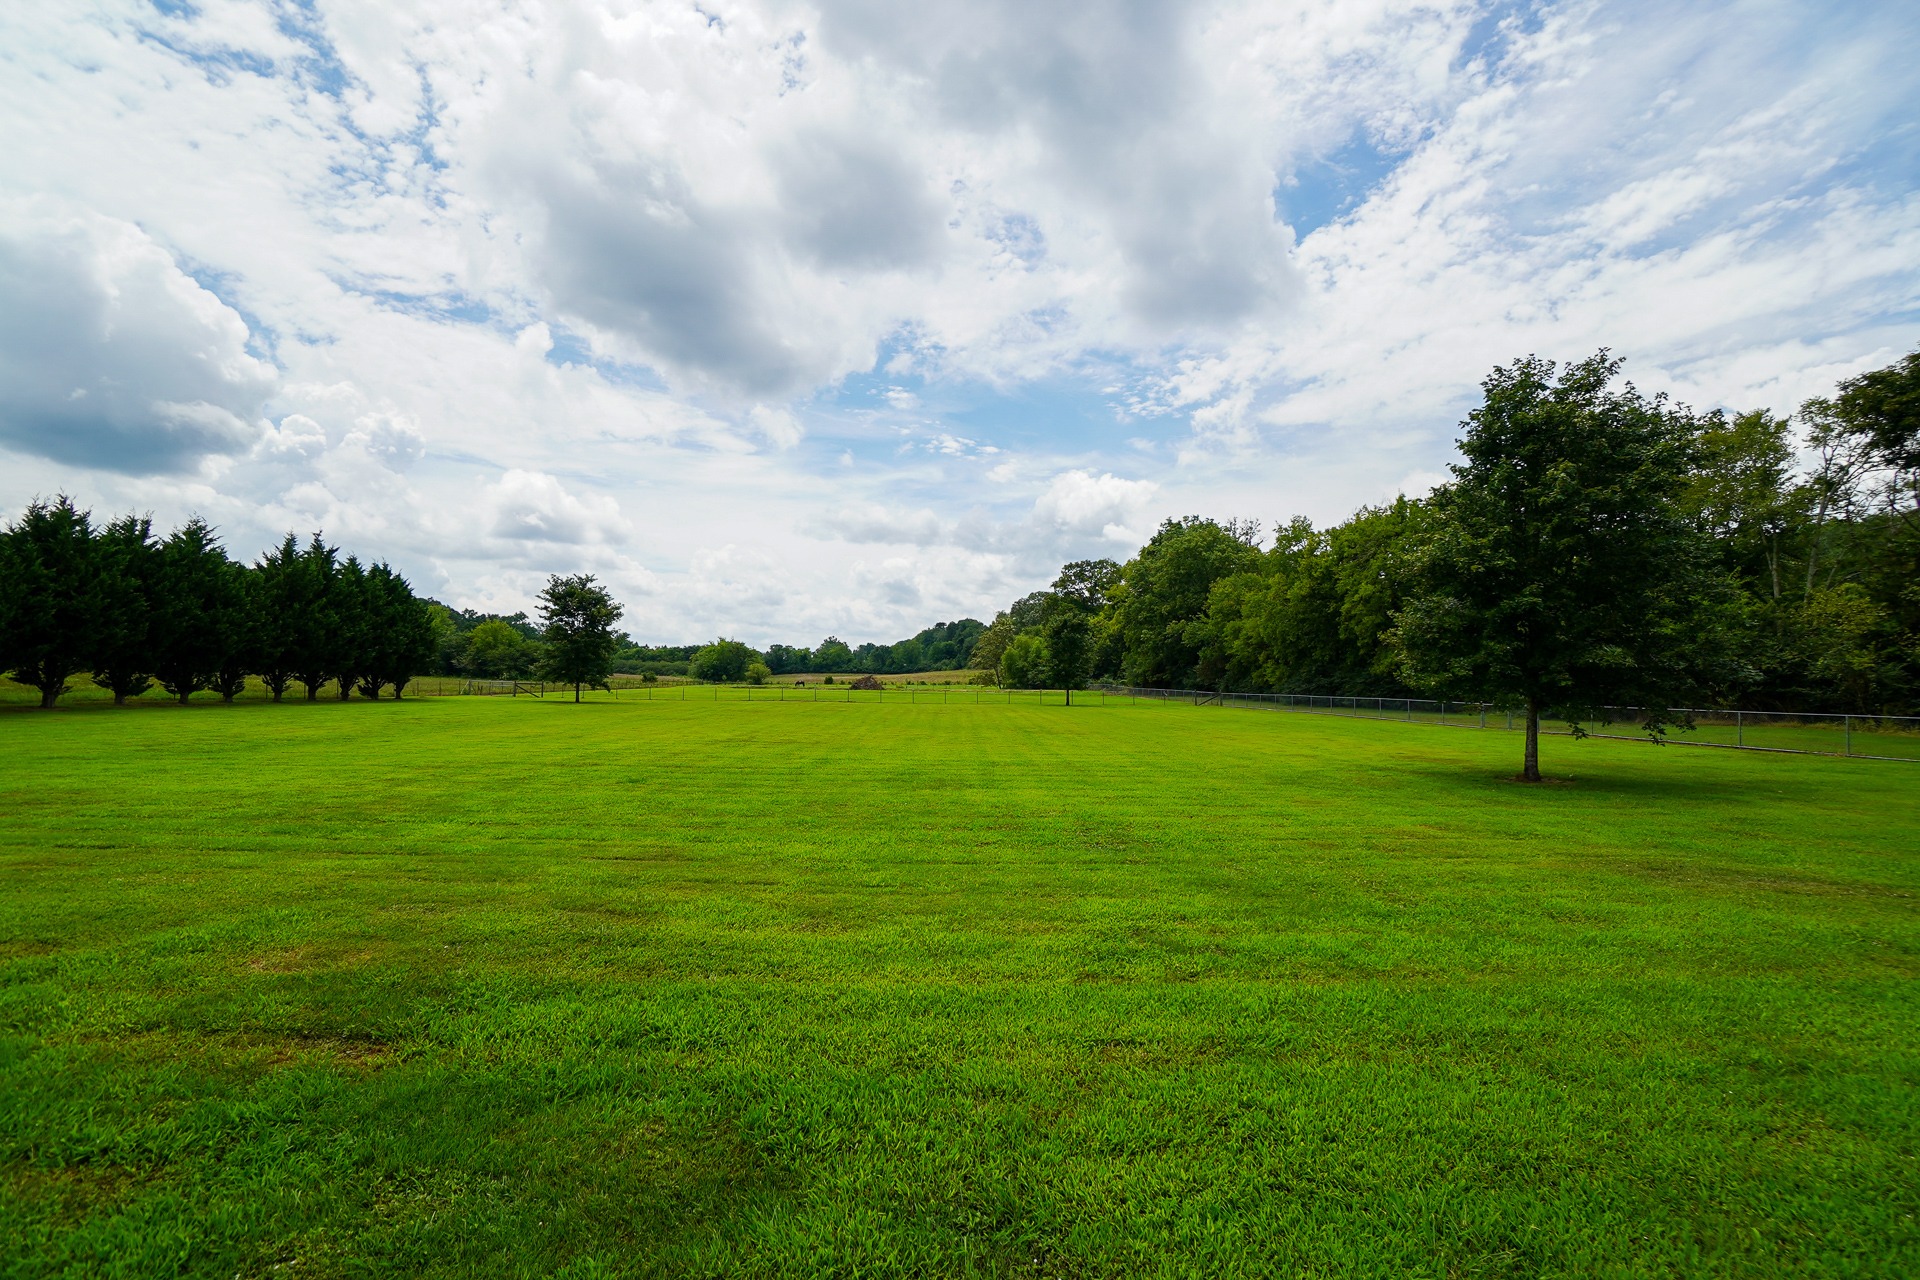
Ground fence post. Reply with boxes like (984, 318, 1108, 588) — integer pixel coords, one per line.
(1845, 715, 1852, 756)
(1736, 711, 1742, 747)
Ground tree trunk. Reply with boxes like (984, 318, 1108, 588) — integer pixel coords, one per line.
(178, 690, 191, 705)
(1804, 492, 1830, 597)
(575, 683, 582, 703)
(1522, 699, 1542, 782)
(271, 686, 283, 703)
(221, 690, 237, 704)
(40, 687, 58, 709)
(113, 692, 127, 707)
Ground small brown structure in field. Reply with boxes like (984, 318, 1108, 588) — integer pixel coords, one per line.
(849, 675, 884, 691)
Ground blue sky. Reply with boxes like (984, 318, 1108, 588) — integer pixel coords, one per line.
(1, 0, 1916, 645)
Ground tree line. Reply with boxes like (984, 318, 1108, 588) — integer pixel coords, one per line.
(972, 349, 1917, 778)
(418, 617, 985, 683)
(583, 620, 985, 683)
(0, 508, 443, 708)
(0, 500, 633, 709)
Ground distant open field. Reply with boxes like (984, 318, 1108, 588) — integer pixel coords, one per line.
(2, 696, 1915, 1277)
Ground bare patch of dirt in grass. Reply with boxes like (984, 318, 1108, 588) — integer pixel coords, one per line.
(4, 1159, 162, 1220)
(257, 1034, 397, 1070)
(1624, 862, 1914, 900)
(247, 947, 310, 973)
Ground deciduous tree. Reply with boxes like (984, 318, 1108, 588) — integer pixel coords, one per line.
(538, 574, 624, 702)
(690, 638, 756, 683)
(1394, 352, 1740, 781)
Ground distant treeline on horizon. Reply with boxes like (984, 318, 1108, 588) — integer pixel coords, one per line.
(8, 348, 1914, 717)
(429, 609, 985, 682)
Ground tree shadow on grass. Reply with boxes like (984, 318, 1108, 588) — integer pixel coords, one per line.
(1388, 754, 1780, 804)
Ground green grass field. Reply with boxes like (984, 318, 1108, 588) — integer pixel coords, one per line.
(2, 697, 1915, 1277)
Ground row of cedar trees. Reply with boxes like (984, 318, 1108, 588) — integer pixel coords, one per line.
(0, 512, 437, 708)
(971, 349, 1918, 778)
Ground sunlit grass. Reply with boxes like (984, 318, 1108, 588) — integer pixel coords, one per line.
(2, 696, 1915, 1277)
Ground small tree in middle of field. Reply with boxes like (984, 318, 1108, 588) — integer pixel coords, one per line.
(1393, 351, 1742, 781)
(537, 574, 624, 702)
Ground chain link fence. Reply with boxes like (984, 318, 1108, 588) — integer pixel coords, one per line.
(403, 674, 1917, 761)
(1093, 686, 1920, 762)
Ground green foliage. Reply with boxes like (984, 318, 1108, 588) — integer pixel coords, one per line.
(811, 636, 855, 671)
(964, 348, 1920, 721)
(463, 619, 541, 679)
(1, 699, 1913, 1275)
(744, 661, 772, 685)
(1112, 517, 1262, 686)
(998, 631, 1050, 689)
(1684, 409, 1803, 599)
(763, 643, 812, 674)
(1034, 559, 1117, 690)
(1191, 502, 1431, 695)
(149, 518, 247, 706)
(291, 536, 339, 699)
(1392, 351, 1739, 778)
(1834, 347, 1920, 473)
(0, 500, 454, 708)
(967, 614, 1016, 675)
(360, 563, 438, 699)
(690, 638, 757, 683)
(0, 496, 105, 707)
(326, 555, 370, 700)
(252, 535, 310, 701)
(537, 574, 625, 701)
(89, 514, 159, 705)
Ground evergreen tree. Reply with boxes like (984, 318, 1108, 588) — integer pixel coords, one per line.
(150, 518, 242, 705)
(91, 514, 160, 705)
(361, 563, 437, 698)
(328, 556, 369, 700)
(209, 562, 258, 703)
(253, 534, 311, 701)
(0, 496, 103, 708)
(292, 536, 338, 700)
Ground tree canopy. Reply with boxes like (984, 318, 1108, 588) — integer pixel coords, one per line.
(537, 574, 624, 702)
(1392, 351, 1740, 780)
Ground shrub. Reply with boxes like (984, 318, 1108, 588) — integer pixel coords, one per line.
(999, 633, 1050, 689)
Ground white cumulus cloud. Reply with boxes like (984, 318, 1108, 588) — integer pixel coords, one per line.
(0, 203, 277, 473)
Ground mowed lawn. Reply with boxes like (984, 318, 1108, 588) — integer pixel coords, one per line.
(1, 698, 1915, 1278)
